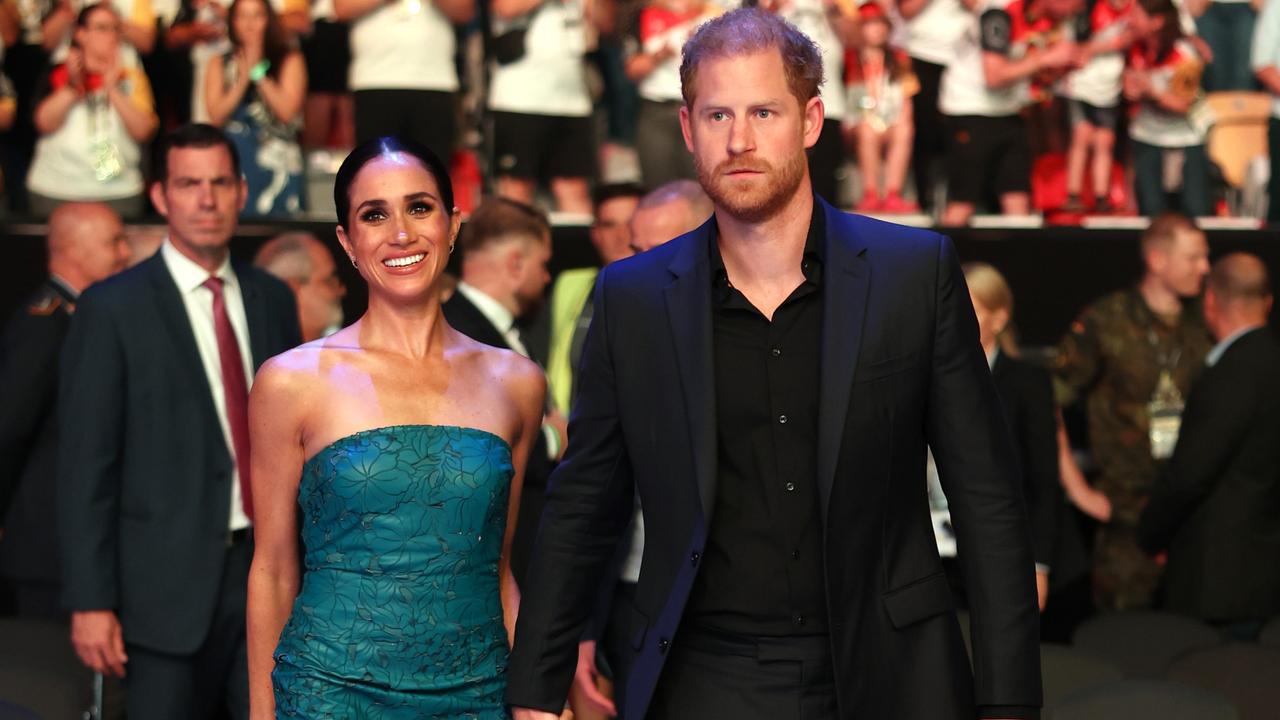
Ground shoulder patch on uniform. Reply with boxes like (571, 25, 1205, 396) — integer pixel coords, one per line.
(27, 295, 62, 316)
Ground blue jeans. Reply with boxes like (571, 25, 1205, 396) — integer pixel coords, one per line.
(1197, 2, 1258, 92)
(1132, 140, 1212, 217)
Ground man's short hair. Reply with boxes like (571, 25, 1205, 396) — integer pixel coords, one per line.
(153, 123, 241, 183)
(460, 198, 551, 256)
(255, 232, 318, 282)
(679, 7, 822, 109)
(1208, 253, 1271, 304)
(593, 182, 646, 214)
(1140, 212, 1198, 255)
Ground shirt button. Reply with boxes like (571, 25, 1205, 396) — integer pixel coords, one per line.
(771, 347, 781, 357)
(778, 415, 788, 425)
(792, 614, 805, 626)
(658, 637, 670, 653)
(785, 482, 796, 492)
(791, 549, 800, 560)
(690, 551, 701, 566)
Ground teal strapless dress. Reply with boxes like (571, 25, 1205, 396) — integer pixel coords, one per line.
(273, 425, 513, 719)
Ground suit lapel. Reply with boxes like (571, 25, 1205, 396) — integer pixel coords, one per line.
(236, 266, 271, 369)
(664, 220, 718, 523)
(816, 202, 871, 527)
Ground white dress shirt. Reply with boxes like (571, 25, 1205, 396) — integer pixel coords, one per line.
(456, 281, 530, 357)
(161, 240, 253, 531)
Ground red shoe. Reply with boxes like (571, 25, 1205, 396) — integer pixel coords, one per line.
(879, 192, 919, 214)
(856, 191, 881, 212)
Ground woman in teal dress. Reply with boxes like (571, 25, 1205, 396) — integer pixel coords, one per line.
(245, 136, 546, 718)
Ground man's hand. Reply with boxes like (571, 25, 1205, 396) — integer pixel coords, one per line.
(71, 609, 128, 677)
(569, 640, 617, 718)
(511, 710, 560, 720)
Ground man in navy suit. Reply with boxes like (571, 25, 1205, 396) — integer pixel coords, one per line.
(57, 124, 300, 719)
(507, 8, 1041, 720)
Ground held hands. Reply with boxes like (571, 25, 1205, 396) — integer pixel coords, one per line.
(71, 610, 129, 677)
(570, 640, 617, 717)
(511, 710, 560, 720)
(65, 48, 86, 93)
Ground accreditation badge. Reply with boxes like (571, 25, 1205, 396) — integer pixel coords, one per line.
(1148, 369, 1184, 460)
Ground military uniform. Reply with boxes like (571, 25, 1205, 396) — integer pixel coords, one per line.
(1053, 288, 1213, 611)
(0, 278, 77, 618)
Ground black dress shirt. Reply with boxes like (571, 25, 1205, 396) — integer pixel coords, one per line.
(685, 203, 828, 637)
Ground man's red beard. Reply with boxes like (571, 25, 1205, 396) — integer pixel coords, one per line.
(695, 149, 807, 224)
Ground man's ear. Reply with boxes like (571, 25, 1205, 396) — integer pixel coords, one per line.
(803, 96, 825, 150)
(237, 174, 249, 213)
(149, 181, 168, 218)
(680, 104, 695, 153)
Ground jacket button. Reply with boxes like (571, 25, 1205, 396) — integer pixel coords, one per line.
(690, 551, 701, 566)
(658, 637, 670, 653)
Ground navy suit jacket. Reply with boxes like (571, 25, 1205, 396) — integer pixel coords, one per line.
(506, 198, 1042, 719)
(57, 252, 299, 654)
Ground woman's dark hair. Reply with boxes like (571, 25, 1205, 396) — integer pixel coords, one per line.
(227, 0, 291, 80)
(75, 2, 118, 28)
(1138, 0, 1183, 64)
(334, 136, 455, 231)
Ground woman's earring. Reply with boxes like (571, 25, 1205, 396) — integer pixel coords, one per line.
(449, 242, 456, 255)
(350, 256, 359, 269)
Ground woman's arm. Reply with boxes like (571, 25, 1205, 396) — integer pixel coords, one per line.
(252, 51, 307, 124)
(34, 84, 81, 134)
(500, 356, 547, 647)
(204, 53, 249, 127)
(246, 358, 308, 720)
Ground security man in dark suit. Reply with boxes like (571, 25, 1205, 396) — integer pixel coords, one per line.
(441, 197, 560, 585)
(0, 202, 129, 619)
(1139, 253, 1280, 639)
(57, 125, 300, 719)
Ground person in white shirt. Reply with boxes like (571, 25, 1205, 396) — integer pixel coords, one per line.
(1251, 0, 1280, 222)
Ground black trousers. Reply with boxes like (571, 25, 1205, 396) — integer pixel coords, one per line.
(123, 534, 252, 720)
(909, 57, 947, 213)
(646, 626, 837, 720)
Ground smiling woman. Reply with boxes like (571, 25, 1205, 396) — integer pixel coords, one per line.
(244, 135, 547, 718)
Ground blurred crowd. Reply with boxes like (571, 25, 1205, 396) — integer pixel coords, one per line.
(0, 0, 1279, 222)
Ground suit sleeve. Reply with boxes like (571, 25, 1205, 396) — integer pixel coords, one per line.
(505, 265, 637, 713)
(0, 312, 62, 519)
(1138, 367, 1252, 553)
(57, 292, 127, 611)
(926, 236, 1042, 711)
(1021, 366, 1064, 570)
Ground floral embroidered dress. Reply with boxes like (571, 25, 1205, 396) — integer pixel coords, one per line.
(221, 52, 303, 217)
(272, 425, 513, 718)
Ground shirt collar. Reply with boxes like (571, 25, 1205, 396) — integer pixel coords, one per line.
(987, 346, 1000, 370)
(48, 274, 80, 302)
(456, 281, 515, 334)
(710, 196, 826, 292)
(1206, 324, 1263, 367)
(161, 237, 235, 294)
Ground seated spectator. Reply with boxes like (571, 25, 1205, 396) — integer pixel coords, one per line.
(489, 0, 598, 213)
(1139, 253, 1280, 640)
(625, 0, 718, 189)
(28, 3, 158, 218)
(204, 0, 306, 216)
(1060, 0, 1135, 214)
(1124, 0, 1212, 217)
(1251, 0, 1280, 223)
(844, 1, 918, 213)
(1187, 0, 1257, 92)
(254, 231, 346, 341)
(939, 0, 1082, 225)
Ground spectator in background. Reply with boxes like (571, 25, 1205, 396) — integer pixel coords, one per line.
(897, 0, 970, 214)
(1052, 212, 1212, 611)
(299, 0, 353, 148)
(168, 0, 231, 125)
(625, 0, 719, 189)
(546, 182, 644, 416)
(964, 262, 1061, 611)
(1125, 0, 1212, 217)
(204, 0, 305, 216)
(762, 0, 848, 203)
(844, 1, 918, 213)
(0, 0, 54, 213)
(489, 0, 597, 213)
(28, 3, 158, 218)
(1138, 253, 1280, 640)
(0, 202, 127, 621)
(938, 0, 1082, 225)
(1252, 0, 1280, 223)
(1060, 0, 1135, 214)
(1187, 0, 1257, 91)
(337, 0, 472, 165)
(41, 0, 157, 57)
(254, 231, 345, 341)
(0, 53, 15, 133)
(627, 176, 712, 252)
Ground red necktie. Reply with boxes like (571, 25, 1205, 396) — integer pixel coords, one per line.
(203, 276, 254, 521)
